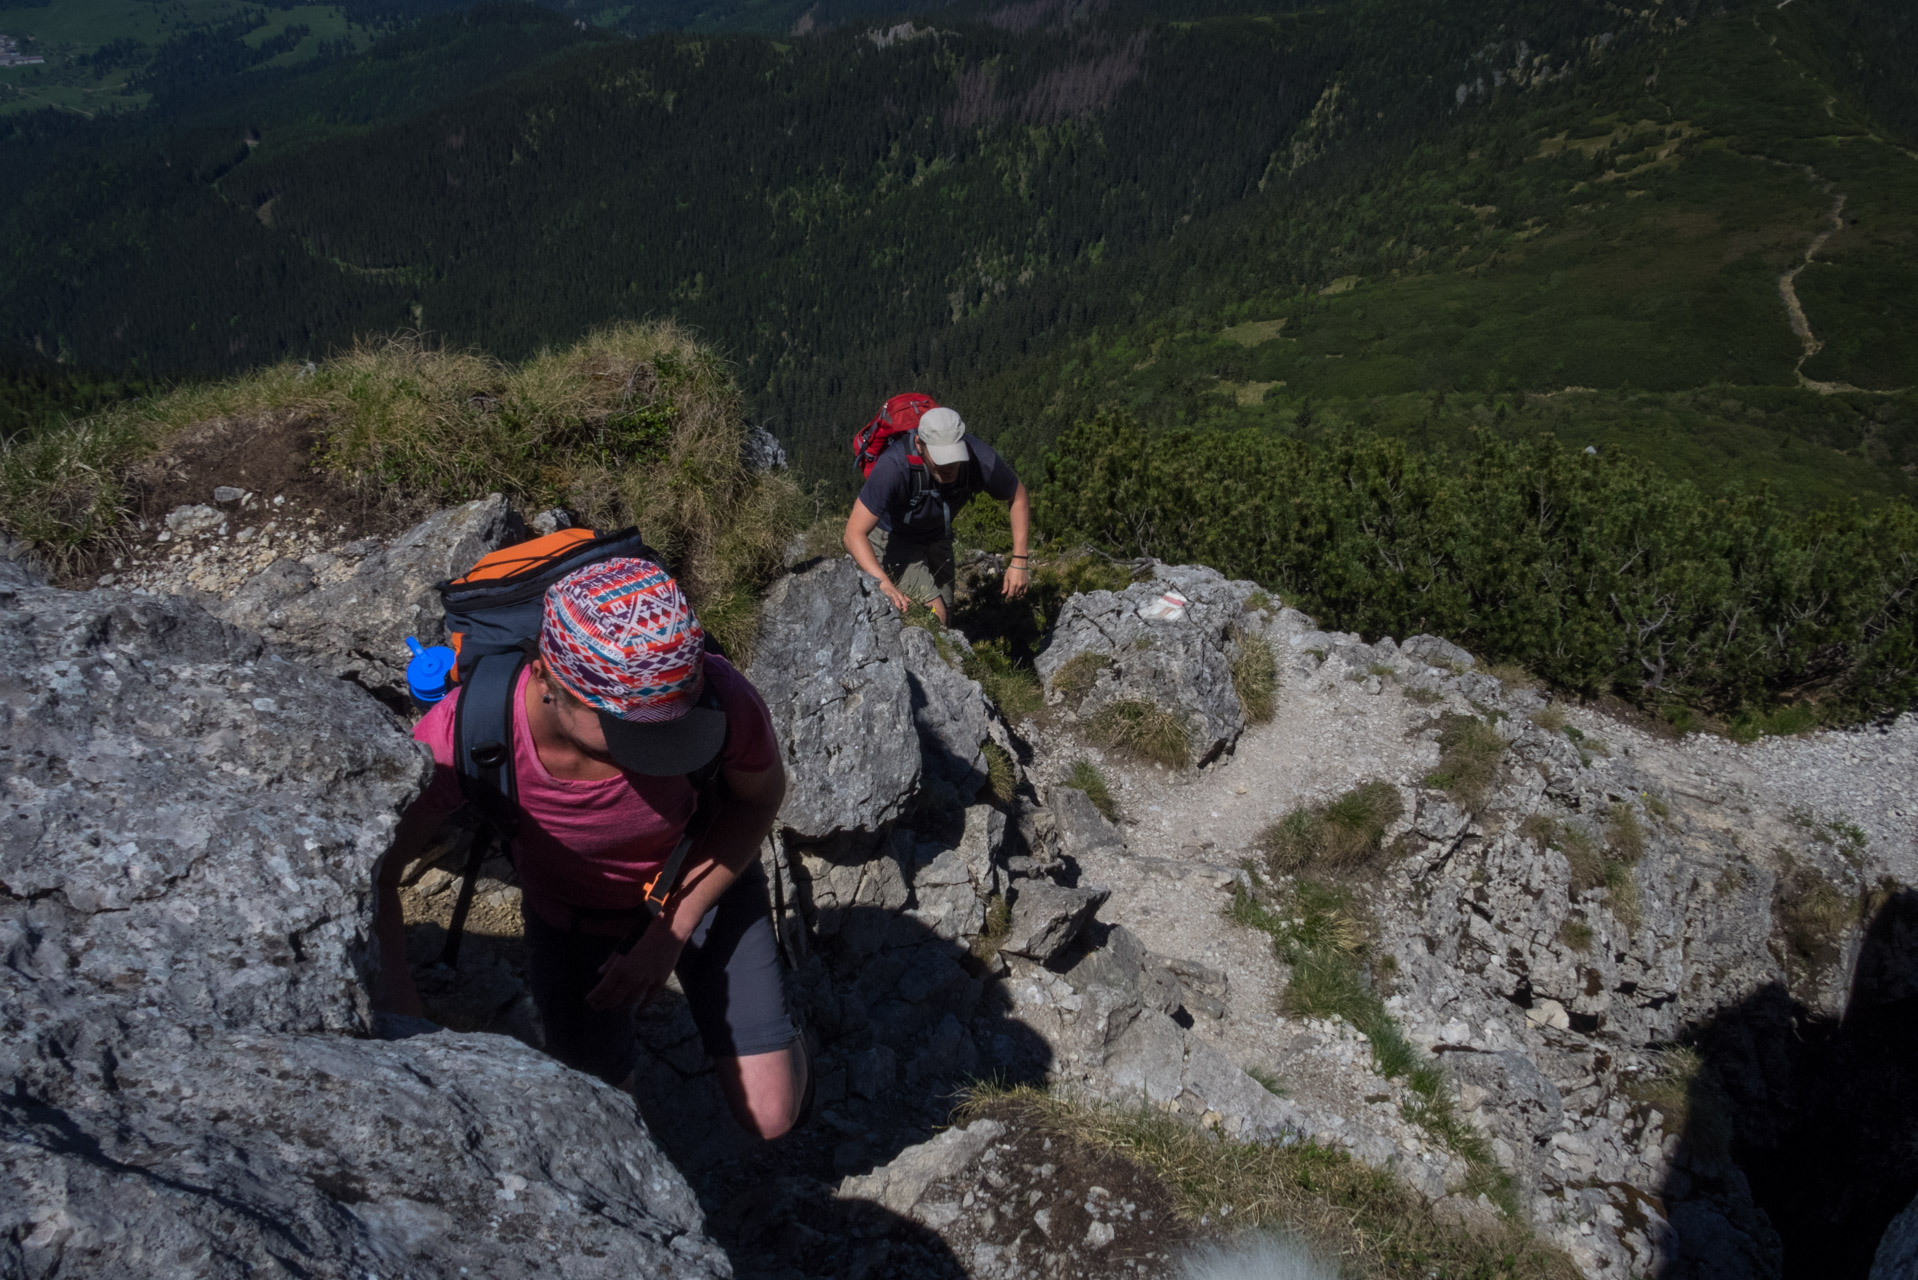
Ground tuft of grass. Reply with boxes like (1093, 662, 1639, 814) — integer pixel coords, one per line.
(1423, 713, 1507, 809)
(1559, 918, 1596, 953)
(1246, 1066, 1288, 1097)
(1259, 781, 1404, 876)
(0, 323, 799, 658)
(1064, 759, 1119, 822)
(1405, 685, 1442, 705)
(1087, 698, 1191, 769)
(1643, 791, 1672, 821)
(981, 739, 1018, 806)
(1230, 627, 1279, 723)
(955, 1087, 1578, 1280)
(972, 892, 1013, 960)
(1529, 704, 1569, 733)
(1049, 651, 1112, 706)
(1606, 803, 1646, 865)
(1225, 879, 1520, 1217)
(1485, 660, 1539, 691)
(1244, 589, 1273, 613)
(1623, 1046, 1732, 1161)
(1772, 854, 1856, 967)
(962, 638, 1045, 720)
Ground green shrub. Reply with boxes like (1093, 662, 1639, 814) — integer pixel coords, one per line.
(1039, 417, 1918, 723)
(1087, 698, 1191, 768)
(1064, 759, 1118, 821)
(1230, 628, 1279, 723)
(1424, 714, 1506, 809)
(1260, 780, 1404, 876)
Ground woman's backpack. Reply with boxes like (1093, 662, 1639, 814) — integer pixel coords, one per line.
(430, 524, 726, 966)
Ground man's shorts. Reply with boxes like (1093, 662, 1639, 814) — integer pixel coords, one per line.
(868, 528, 956, 613)
(522, 862, 796, 1087)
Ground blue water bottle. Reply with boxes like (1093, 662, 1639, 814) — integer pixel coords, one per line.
(405, 636, 457, 708)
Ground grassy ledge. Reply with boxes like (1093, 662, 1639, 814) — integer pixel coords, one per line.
(0, 323, 798, 656)
(958, 1085, 1579, 1280)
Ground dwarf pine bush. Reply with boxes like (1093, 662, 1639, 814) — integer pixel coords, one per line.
(1040, 416, 1918, 722)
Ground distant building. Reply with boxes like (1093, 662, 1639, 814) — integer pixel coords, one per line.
(0, 35, 47, 67)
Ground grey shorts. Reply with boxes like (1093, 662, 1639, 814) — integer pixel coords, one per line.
(522, 863, 796, 1086)
(869, 528, 955, 612)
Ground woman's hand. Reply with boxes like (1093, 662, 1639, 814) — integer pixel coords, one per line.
(1002, 562, 1030, 599)
(587, 921, 688, 1011)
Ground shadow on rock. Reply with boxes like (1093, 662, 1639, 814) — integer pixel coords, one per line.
(687, 900, 1056, 1280)
(1659, 889, 1918, 1279)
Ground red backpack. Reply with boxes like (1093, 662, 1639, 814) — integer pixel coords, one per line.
(852, 392, 939, 478)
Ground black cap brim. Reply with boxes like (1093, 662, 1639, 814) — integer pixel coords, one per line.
(596, 704, 728, 777)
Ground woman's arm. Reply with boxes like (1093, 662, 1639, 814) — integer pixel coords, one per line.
(586, 759, 788, 1011)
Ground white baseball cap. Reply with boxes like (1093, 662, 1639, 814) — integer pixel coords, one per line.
(917, 407, 969, 466)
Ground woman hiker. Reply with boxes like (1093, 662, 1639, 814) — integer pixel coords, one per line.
(842, 405, 1032, 624)
(371, 557, 807, 1139)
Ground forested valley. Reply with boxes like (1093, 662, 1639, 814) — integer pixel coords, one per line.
(4, 0, 1916, 720)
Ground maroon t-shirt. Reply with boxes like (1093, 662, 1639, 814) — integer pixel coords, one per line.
(411, 655, 778, 927)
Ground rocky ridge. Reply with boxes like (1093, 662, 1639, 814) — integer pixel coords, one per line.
(12, 492, 1917, 1278)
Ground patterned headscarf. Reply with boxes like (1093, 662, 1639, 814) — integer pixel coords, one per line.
(539, 558, 706, 722)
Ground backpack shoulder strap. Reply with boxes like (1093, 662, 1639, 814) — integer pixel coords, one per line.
(440, 648, 527, 968)
(453, 649, 528, 831)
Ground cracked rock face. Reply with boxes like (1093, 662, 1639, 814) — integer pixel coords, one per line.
(0, 581, 428, 1034)
(1034, 563, 1258, 766)
(213, 494, 513, 703)
(0, 1008, 726, 1280)
(0, 571, 727, 1280)
(750, 559, 922, 841)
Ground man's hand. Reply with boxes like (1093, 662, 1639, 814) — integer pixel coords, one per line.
(588, 920, 687, 1011)
(881, 579, 913, 612)
(1001, 564, 1030, 600)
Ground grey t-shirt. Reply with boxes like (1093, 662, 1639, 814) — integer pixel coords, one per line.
(857, 433, 1020, 541)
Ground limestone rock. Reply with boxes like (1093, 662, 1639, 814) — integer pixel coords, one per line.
(1872, 1189, 1918, 1280)
(899, 623, 992, 804)
(215, 494, 513, 701)
(1003, 882, 1109, 963)
(838, 1119, 1005, 1215)
(0, 1004, 726, 1280)
(1034, 562, 1259, 766)
(0, 582, 428, 1034)
(0, 535, 43, 588)
(750, 559, 920, 841)
(1050, 785, 1124, 857)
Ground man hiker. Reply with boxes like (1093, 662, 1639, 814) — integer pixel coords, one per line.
(371, 558, 807, 1140)
(843, 404, 1031, 624)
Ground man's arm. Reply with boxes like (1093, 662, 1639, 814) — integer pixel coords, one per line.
(843, 499, 913, 613)
(371, 799, 449, 1016)
(587, 759, 788, 1011)
(1003, 481, 1032, 599)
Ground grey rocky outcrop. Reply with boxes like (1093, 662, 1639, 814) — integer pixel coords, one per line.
(0, 581, 427, 1034)
(750, 559, 921, 841)
(0, 572, 727, 1278)
(214, 494, 513, 701)
(1034, 562, 1260, 765)
(1, 1008, 726, 1280)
